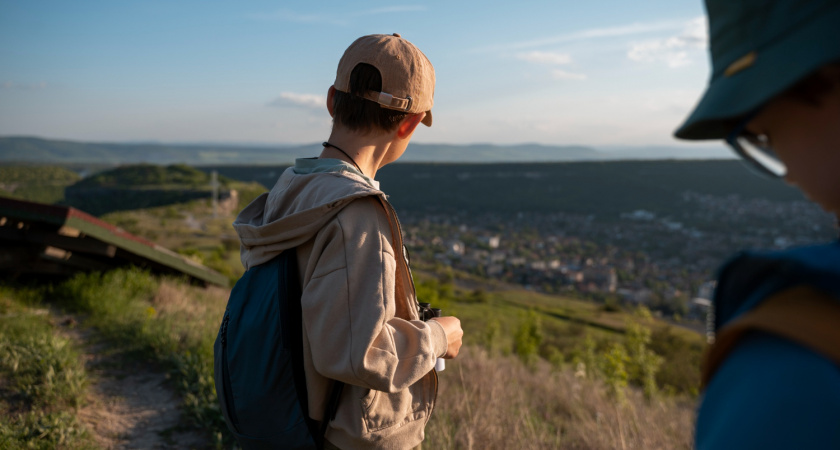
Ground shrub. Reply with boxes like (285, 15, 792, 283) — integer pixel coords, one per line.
(648, 326, 704, 396)
(625, 323, 664, 399)
(513, 310, 543, 366)
(602, 343, 629, 402)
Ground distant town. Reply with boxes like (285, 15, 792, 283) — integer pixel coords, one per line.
(400, 191, 838, 322)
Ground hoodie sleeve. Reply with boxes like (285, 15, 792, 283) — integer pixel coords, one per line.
(300, 196, 448, 393)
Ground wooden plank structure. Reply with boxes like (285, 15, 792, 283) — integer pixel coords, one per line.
(0, 197, 228, 286)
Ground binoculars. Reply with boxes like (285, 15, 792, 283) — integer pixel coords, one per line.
(418, 302, 441, 322)
(418, 302, 446, 372)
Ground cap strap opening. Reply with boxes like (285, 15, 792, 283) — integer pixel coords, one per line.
(362, 90, 412, 111)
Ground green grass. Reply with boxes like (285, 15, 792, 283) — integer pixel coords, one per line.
(0, 288, 91, 449)
(415, 275, 705, 394)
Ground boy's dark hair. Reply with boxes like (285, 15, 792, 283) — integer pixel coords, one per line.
(785, 61, 840, 105)
(332, 63, 410, 134)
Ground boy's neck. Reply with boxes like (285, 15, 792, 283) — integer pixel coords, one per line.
(321, 127, 405, 179)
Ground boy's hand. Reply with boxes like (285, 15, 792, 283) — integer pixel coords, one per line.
(430, 316, 463, 359)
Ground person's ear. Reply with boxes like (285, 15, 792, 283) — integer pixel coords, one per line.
(326, 86, 337, 117)
(396, 112, 426, 139)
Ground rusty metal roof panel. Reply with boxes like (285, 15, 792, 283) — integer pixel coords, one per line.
(0, 196, 228, 287)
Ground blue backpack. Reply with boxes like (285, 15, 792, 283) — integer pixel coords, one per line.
(213, 249, 344, 449)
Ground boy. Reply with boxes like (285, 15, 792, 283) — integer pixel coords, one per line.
(233, 34, 463, 449)
(675, 1, 840, 448)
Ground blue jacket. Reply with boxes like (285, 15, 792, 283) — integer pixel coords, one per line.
(696, 241, 840, 449)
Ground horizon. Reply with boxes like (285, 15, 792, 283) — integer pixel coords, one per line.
(1, 134, 730, 151)
(0, 134, 735, 161)
(2, 1, 714, 154)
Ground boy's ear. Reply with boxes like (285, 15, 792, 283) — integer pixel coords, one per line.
(326, 86, 336, 117)
(396, 112, 426, 139)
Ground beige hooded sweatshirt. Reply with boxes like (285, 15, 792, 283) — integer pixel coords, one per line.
(233, 161, 448, 450)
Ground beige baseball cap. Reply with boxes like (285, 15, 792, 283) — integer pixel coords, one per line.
(334, 33, 435, 127)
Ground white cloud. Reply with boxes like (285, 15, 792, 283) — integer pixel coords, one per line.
(551, 70, 587, 81)
(514, 51, 585, 81)
(483, 20, 686, 52)
(627, 17, 707, 68)
(268, 92, 326, 109)
(516, 51, 571, 65)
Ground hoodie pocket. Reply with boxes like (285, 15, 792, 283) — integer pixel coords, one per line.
(360, 375, 431, 433)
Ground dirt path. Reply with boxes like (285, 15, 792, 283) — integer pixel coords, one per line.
(57, 317, 209, 449)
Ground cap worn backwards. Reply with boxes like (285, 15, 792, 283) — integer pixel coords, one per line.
(334, 33, 435, 127)
(675, 0, 840, 140)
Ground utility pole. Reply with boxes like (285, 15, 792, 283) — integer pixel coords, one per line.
(211, 170, 219, 218)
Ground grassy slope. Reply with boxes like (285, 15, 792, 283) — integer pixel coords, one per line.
(2, 270, 696, 449)
(416, 272, 704, 395)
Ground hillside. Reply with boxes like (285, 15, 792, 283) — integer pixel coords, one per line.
(204, 159, 807, 218)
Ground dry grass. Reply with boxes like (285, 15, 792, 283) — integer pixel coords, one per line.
(151, 280, 229, 342)
(427, 346, 694, 449)
(150, 280, 696, 449)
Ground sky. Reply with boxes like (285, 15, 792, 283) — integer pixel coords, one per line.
(0, 1, 719, 150)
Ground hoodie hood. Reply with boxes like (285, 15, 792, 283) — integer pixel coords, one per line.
(233, 167, 384, 270)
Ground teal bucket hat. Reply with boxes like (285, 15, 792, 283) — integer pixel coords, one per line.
(675, 0, 840, 140)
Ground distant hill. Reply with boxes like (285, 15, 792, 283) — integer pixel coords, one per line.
(204, 160, 806, 220)
(0, 136, 308, 165)
(72, 163, 220, 188)
(0, 136, 728, 165)
(61, 164, 265, 216)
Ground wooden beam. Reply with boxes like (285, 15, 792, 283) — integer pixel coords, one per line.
(0, 225, 117, 257)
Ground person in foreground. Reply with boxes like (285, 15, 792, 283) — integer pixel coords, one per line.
(675, 0, 840, 448)
(233, 34, 463, 449)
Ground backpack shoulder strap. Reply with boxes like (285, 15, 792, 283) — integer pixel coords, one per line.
(702, 285, 840, 387)
(280, 247, 344, 450)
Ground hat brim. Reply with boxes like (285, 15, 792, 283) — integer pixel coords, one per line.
(421, 110, 432, 127)
(675, 4, 840, 140)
